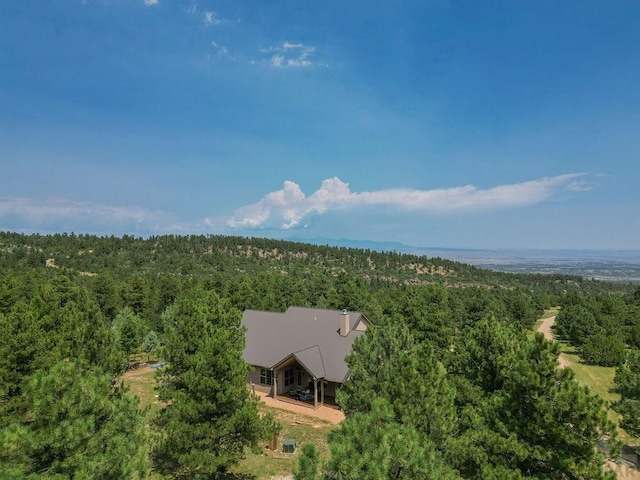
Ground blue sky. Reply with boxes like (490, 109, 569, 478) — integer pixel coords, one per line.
(1, 1, 639, 249)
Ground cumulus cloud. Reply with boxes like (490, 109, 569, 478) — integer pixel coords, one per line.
(227, 174, 591, 230)
(260, 42, 319, 68)
(144, 0, 159, 6)
(0, 197, 174, 233)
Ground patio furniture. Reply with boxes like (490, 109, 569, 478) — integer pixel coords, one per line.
(297, 390, 314, 401)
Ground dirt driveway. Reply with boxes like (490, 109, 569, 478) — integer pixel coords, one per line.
(536, 315, 570, 368)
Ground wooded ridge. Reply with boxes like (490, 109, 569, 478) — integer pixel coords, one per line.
(1, 231, 638, 479)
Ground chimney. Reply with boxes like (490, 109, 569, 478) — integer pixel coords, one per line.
(340, 309, 350, 337)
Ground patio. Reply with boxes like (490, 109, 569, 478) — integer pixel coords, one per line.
(253, 390, 345, 425)
(278, 390, 340, 410)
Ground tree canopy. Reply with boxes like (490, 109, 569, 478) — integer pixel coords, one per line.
(152, 289, 271, 477)
(0, 232, 634, 478)
(614, 349, 640, 437)
(445, 317, 619, 479)
(0, 360, 148, 479)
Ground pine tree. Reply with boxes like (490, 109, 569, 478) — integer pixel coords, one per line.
(333, 321, 456, 478)
(337, 320, 456, 444)
(327, 398, 457, 480)
(112, 307, 144, 367)
(295, 443, 321, 480)
(0, 277, 124, 424)
(152, 289, 268, 477)
(613, 348, 640, 437)
(142, 330, 160, 362)
(0, 360, 148, 479)
(446, 317, 619, 479)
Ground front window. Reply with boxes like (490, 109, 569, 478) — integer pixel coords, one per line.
(260, 368, 273, 386)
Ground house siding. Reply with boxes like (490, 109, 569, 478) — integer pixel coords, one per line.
(354, 320, 368, 332)
(247, 366, 273, 395)
(323, 381, 338, 399)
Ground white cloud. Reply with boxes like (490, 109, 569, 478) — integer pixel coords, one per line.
(186, 4, 221, 27)
(211, 41, 229, 57)
(227, 174, 592, 230)
(260, 42, 318, 68)
(204, 11, 221, 26)
(144, 0, 159, 6)
(0, 197, 173, 232)
(186, 2, 198, 14)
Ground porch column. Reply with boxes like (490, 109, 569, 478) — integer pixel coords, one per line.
(313, 378, 318, 409)
(321, 380, 324, 405)
(272, 369, 277, 400)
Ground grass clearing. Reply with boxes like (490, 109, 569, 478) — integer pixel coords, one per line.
(122, 357, 166, 418)
(557, 344, 619, 404)
(542, 307, 560, 318)
(123, 363, 336, 479)
(231, 405, 335, 479)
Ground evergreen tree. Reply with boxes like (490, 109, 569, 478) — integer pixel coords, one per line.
(0, 278, 124, 424)
(327, 398, 457, 480)
(0, 360, 148, 479)
(89, 272, 120, 322)
(447, 317, 619, 479)
(142, 330, 160, 362)
(337, 320, 456, 445)
(580, 333, 626, 367)
(613, 348, 640, 437)
(295, 443, 321, 480)
(112, 307, 144, 367)
(152, 289, 268, 478)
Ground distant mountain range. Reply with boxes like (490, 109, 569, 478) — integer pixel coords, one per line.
(286, 236, 640, 283)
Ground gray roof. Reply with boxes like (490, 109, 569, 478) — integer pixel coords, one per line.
(242, 307, 368, 383)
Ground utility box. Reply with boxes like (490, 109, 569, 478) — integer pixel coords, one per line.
(282, 439, 297, 454)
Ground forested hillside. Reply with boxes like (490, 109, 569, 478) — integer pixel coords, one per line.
(0, 231, 638, 478)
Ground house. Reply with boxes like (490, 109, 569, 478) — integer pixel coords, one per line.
(242, 307, 370, 409)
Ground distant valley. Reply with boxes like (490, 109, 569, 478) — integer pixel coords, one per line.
(418, 248, 640, 283)
(287, 237, 640, 283)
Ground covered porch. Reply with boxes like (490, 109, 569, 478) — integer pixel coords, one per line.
(271, 348, 333, 409)
(248, 345, 340, 409)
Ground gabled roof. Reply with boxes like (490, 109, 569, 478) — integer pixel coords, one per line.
(273, 345, 326, 380)
(242, 307, 368, 383)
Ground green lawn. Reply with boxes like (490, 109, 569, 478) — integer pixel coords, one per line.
(557, 344, 619, 403)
